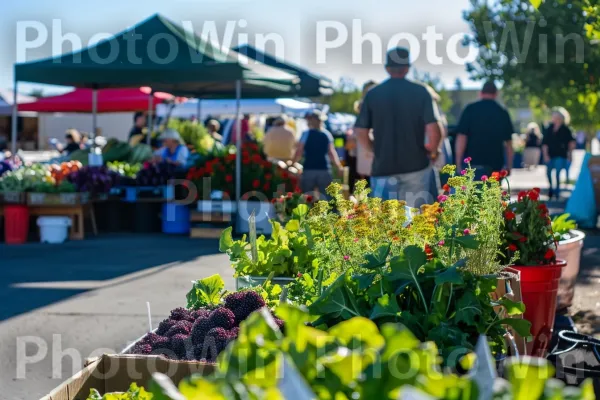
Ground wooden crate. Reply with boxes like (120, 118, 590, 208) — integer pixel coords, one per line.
(27, 192, 90, 206)
(189, 210, 232, 239)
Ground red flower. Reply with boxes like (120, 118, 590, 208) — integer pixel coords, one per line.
(442, 184, 450, 192)
(265, 173, 273, 180)
(252, 179, 260, 189)
(263, 183, 270, 191)
(252, 154, 262, 163)
(271, 198, 276, 204)
(528, 191, 539, 201)
(508, 244, 518, 251)
(226, 154, 236, 162)
(306, 195, 313, 203)
(205, 164, 213, 174)
(504, 211, 516, 221)
(491, 172, 501, 181)
(518, 191, 527, 201)
(544, 249, 555, 260)
(500, 170, 508, 178)
(242, 158, 250, 165)
(519, 236, 528, 243)
(225, 175, 233, 183)
(286, 192, 293, 199)
(282, 171, 290, 180)
(533, 187, 541, 193)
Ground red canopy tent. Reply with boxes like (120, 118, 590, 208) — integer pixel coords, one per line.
(18, 87, 177, 113)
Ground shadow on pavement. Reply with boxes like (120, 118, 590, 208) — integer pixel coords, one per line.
(0, 234, 220, 321)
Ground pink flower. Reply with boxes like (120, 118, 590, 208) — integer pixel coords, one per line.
(347, 214, 356, 220)
(343, 255, 350, 261)
(481, 175, 488, 182)
(502, 191, 508, 196)
(353, 238, 359, 243)
(437, 195, 448, 203)
(438, 240, 445, 246)
(463, 229, 470, 235)
(461, 169, 467, 176)
(464, 157, 472, 164)
(461, 186, 467, 191)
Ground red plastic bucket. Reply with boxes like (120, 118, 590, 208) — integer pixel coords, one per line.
(4, 205, 29, 244)
(512, 260, 567, 357)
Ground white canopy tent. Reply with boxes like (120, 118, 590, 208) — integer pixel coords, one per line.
(157, 98, 317, 120)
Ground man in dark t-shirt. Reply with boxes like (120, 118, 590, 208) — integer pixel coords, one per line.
(354, 47, 442, 207)
(455, 82, 515, 178)
(128, 112, 147, 142)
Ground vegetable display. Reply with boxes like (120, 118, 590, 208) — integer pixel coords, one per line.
(186, 143, 299, 201)
(107, 161, 142, 179)
(167, 119, 215, 155)
(127, 275, 282, 362)
(66, 166, 120, 195)
(0, 164, 55, 193)
(48, 161, 83, 183)
(147, 306, 594, 399)
(135, 162, 179, 187)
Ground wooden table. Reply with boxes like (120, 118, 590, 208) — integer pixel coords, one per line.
(0, 203, 97, 240)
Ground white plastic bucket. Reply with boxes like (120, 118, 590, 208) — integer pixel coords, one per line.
(37, 216, 72, 244)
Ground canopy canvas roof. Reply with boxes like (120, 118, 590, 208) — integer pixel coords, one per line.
(14, 14, 299, 96)
(18, 88, 176, 113)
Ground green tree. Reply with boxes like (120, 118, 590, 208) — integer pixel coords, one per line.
(327, 77, 362, 114)
(464, 0, 600, 132)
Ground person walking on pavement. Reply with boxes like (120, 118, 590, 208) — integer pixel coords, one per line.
(523, 122, 543, 169)
(354, 47, 442, 207)
(542, 107, 575, 199)
(454, 81, 515, 178)
(294, 110, 343, 199)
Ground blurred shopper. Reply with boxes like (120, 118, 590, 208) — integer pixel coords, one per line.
(153, 129, 189, 167)
(575, 131, 587, 150)
(230, 114, 251, 144)
(263, 115, 297, 162)
(294, 110, 343, 199)
(455, 81, 514, 178)
(424, 85, 448, 200)
(206, 119, 223, 142)
(542, 107, 575, 199)
(62, 129, 82, 155)
(523, 122, 542, 169)
(354, 47, 442, 207)
(128, 112, 147, 141)
(350, 80, 377, 191)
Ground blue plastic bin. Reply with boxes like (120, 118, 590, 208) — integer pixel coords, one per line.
(162, 203, 190, 234)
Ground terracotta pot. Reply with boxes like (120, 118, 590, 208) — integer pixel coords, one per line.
(556, 230, 585, 311)
(511, 260, 567, 358)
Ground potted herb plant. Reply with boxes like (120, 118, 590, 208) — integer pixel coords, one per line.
(552, 213, 586, 311)
(501, 188, 565, 357)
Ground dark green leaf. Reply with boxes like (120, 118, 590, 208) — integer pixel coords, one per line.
(496, 297, 526, 316)
(388, 246, 429, 313)
(361, 243, 391, 270)
(454, 292, 482, 326)
(497, 318, 532, 338)
(435, 265, 464, 285)
(452, 235, 479, 249)
(354, 273, 377, 290)
(370, 294, 402, 320)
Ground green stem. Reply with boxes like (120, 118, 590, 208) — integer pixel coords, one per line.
(316, 268, 324, 296)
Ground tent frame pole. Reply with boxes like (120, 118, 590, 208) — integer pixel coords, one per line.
(11, 75, 18, 155)
(196, 98, 201, 121)
(91, 87, 98, 141)
(147, 92, 154, 145)
(235, 80, 242, 204)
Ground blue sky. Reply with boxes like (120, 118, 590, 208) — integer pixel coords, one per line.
(1, 0, 476, 95)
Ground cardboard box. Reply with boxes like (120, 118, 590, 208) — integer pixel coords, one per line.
(40, 354, 215, 400)
(492, 267, 527, 356)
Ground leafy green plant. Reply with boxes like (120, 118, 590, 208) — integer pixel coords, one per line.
(186, 274, 228, 310)
(307, 245, 530, 364)
(219, 221, 318, 278)
(149, 305, 592, 400)
(87, 383, 152, 400)
(107, 161, 142, 178)
(552, 213, 578, 242)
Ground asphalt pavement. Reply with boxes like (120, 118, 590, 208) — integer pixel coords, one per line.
(0, 235, 231, 400)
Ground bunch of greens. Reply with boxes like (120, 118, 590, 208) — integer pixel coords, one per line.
(219, 218, 318, 278)
(31, 180, 77, 193)
(307, 244, 530, 363)
(149, 305, 593, 400)
(107, 161, 142, 179)
(167, 119, 215, 155)
(552, 213, 578, 242)
(87, 383, 152, 400)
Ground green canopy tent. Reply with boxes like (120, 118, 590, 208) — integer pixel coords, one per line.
(12, 14, 300, 202)
(234, 44, 334, 97)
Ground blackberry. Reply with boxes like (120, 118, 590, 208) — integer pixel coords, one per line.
(131, 343, 152, 355)
(191, 317, 212, 346)
(170, 307, 195, 322)
(224, 291, 265, 323)
(170, 333, 191, 359)
(208, 308, 235, 330)
(192, 309, 210, 321)
(156, 318, 176, 335)
(165, 320, 192, 337)
(197, 328, 229, 361)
